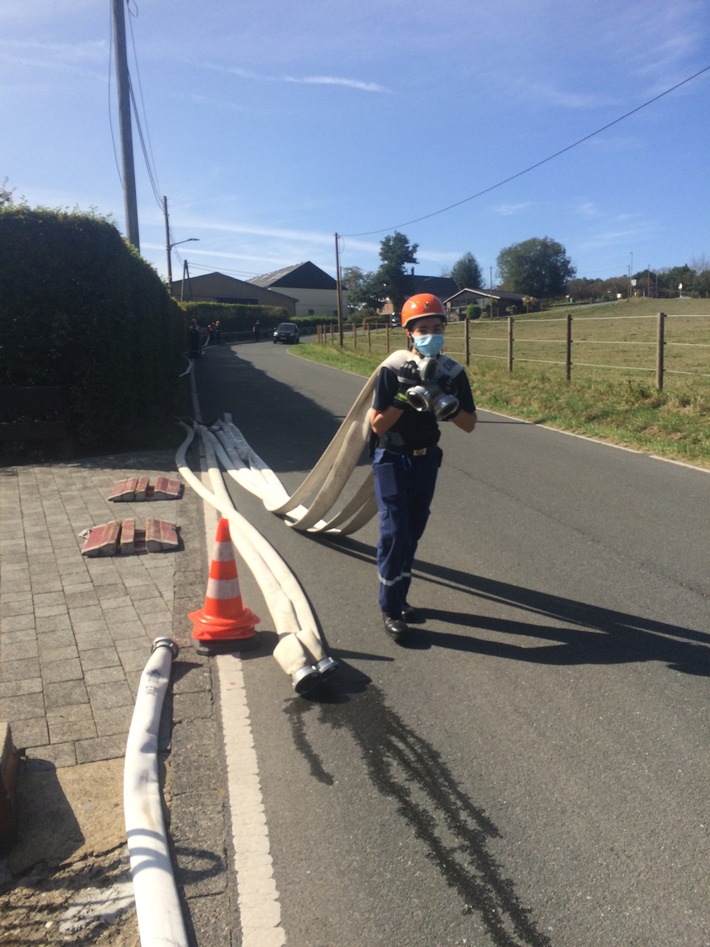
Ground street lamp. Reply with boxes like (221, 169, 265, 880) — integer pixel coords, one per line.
(166, 237, 199, 288)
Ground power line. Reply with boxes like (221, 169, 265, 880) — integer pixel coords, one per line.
(184, 260, 263, 279)
(342, 64, 710, 239)
(129, 78, 163, 207)
(126, 1, 163, 210)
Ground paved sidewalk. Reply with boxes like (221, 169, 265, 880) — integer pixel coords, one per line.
(0, 448, 238, 944)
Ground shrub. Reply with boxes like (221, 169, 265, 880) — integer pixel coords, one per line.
(0, 207, 184, 451)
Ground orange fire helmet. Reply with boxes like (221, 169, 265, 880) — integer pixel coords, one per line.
(400, 293, 447, 329)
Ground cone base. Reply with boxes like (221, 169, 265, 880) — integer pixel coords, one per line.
(189, 606, 260, 639)
(194, 633, 259, 655)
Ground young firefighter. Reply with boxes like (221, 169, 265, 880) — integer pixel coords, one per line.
(369, 293, 477, 641)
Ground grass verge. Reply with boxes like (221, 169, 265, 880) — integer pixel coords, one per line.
(292, 343, 710, 470)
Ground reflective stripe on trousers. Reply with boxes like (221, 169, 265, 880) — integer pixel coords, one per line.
(372, 447, 442, 616)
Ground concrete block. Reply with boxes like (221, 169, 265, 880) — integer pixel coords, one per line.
(81, 521, 121, 557)
(0, 721, 19, 853)
(134, 476, 150, 501)
(119, 518, 136, 555)
(107, 478, 138, 502)
(152, 476, 183, 500)
(146, 519, 179, 552)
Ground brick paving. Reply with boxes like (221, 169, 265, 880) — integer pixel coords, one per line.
(0, 448, 239, 944)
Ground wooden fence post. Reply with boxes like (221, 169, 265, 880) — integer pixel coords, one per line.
(465, 318, 470, 366)
(367, 323, 371, 352)
(656, 312, 666, 391)
(507, 317, 514, 373)
(566, 313, 573, 382)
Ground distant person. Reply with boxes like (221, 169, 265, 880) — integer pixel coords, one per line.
(214, 320, 222, 344)
(188, 319, 201, 359)
(253, 320, 261, 342)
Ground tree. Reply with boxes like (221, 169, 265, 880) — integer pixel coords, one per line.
(342, 266, 368, 317)
(0, 178, 15, 208)
(349, 270, 389, 311)
(657, 264, 694, 295)
(496, 236, 575, 298)
(450, 252, 482, 290)
(347, 231, 419, 314)
(377, 231, 419, 314)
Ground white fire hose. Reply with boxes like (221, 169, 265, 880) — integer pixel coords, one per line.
(124, 637, 188, 947)
(176, 423, 337, 692)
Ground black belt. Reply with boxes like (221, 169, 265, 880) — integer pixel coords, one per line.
(379, 443, 437, 456)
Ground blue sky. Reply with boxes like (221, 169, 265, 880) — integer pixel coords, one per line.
(2, 0, 708, 286)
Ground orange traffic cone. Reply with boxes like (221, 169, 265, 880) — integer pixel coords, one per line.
(190, 518, 260, 654)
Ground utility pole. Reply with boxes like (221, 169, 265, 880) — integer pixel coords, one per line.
(335, 233, 344, 346)
(112, 0, 140, 250)
(164, 196, 172, 286)
(181, 260, 191, 302)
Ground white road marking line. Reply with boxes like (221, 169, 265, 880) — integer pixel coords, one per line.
(217, 653, 287, 947)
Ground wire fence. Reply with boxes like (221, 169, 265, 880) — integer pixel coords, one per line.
(317, 312, 710, 391)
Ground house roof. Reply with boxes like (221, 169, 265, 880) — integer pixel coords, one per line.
(250, 261, 337, 290)
(445, 287, 527, 304)
(169, 271, 296, 307)
(407, 274, 460, 300)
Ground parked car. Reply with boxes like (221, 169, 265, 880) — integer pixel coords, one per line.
(390, 316, 401, 328)
(273, 322, 300, 344)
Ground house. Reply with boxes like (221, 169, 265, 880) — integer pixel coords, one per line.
(169, 270, 295, 313)
(169, 271, 296, 317)
(408, 274, 460, 301)
(445, 287, 528, 318)
(379, 274, 460, 319)
(249, 261, 343, 317)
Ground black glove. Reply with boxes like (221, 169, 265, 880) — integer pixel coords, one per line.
(393, 361, 420, 408)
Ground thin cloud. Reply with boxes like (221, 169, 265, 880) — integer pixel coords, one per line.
(580, 218, 660, 251)
(206, 62, 391, 94)
(0, 38, 107, 65)
(526, 80, 611, 110)
(493, 202, 533, 216)
(576, 201, 600, 219)
(283, 74, 391, 93)
(0, 38, 108, 81)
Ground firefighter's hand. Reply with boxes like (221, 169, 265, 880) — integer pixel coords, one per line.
(394, 362, 420, 407)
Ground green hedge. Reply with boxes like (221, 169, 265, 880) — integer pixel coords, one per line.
(0, 207, 184, 451)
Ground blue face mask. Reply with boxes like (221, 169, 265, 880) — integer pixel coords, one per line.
(413, 334, 444, 358)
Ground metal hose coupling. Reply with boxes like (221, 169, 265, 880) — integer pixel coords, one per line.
(297, 628, 338, 679)
(406, 356, 459, 420)
(272, 633, 320, 694)
(406, 384, 459, 420)
(150, 637, 180, 659)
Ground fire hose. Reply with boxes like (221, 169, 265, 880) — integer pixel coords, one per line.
(124, 638, 188, 947)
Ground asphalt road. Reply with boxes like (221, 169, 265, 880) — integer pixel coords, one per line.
(194, 340, 709, 947)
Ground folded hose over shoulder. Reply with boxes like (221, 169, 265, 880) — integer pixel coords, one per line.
(211, 350, 413, 536)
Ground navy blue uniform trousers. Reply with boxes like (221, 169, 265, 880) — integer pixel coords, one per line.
(373, 446, 442, 616)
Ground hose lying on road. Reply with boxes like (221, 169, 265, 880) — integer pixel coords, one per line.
(124, 638, 188, 947)
(176, 423, 336, 691)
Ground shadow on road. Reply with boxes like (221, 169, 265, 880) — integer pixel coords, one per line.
(324, 536, 709, 677)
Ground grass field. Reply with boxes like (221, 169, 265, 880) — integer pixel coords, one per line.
(294, 298, 710, 470)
